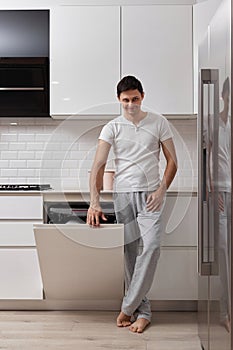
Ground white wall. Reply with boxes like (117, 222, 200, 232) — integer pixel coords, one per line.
(0, 118, 197, 191)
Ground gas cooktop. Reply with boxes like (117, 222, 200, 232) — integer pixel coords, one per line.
(0, 184, 52, 191)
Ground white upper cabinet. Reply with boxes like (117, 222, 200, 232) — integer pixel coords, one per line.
(50, 4, 193, 118)
(121, 5, 193, 115)
(50, 6, 121, 117)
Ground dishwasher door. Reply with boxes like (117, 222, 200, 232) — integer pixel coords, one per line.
(34, 224, 124, 300)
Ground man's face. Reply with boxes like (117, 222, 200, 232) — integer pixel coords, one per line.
(118, 89, 144, 115)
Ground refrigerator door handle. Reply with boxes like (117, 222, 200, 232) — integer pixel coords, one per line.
(198, 69, 219, 276)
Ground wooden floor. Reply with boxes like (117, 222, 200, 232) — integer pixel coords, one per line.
(0, 311, 202, 349)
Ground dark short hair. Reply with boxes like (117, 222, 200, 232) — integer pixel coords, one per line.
(117, 75, 144, 97)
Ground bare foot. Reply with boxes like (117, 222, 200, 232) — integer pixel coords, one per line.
(117, 311, 131, 327)
(129, 318, 150, 333)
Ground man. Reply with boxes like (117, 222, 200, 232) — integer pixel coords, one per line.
(87, 75, 177, 333)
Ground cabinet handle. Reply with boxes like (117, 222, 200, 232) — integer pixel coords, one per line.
(198, 69, 219, 276)
(0, 87, 44, 91)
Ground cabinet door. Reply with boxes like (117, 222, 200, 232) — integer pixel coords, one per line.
(148, 248, 198, 300)
(50, 6, 120, 117)
(0, 249, 43, 299)
(122, 5, 193, 115)
(161, 195, 197, 246)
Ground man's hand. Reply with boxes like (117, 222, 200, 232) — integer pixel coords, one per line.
(146, 187, 166, 212)
(87, 206, 107, 227)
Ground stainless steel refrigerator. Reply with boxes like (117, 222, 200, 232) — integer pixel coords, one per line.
(198, 0, 232, 349)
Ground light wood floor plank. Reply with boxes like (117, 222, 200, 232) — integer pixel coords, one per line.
(0, 311, 202, 350)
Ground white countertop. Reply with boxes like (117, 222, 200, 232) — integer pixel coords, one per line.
(0, 187, 197, 195)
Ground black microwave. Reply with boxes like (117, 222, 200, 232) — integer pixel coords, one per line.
(0, 57, 49, 117)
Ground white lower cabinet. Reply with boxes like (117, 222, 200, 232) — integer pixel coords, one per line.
(0, 249, 43, 299)
(0, 195, 43, 219)
(0, 193, 197, 303)
(148, 248, 198, 300)
(0, 222, 41, 246)
(161, 195, 198, 246)
(148, 194, 198, 301)
(0, 194, 43, 300)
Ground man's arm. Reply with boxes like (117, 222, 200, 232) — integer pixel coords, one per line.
(87, 139, 111, 226)
(146, 137, 177, 212)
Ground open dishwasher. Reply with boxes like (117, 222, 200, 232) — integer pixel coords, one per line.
(34, 200, 124, 304)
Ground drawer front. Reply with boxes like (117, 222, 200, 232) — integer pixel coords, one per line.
(0, 248, 43, 299)
(0, 222, 42, 246)
(0, 195, 43, 219)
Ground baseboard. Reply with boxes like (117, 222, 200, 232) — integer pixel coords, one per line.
(0, 299, 198, 311)
(150, 300, 198, 311)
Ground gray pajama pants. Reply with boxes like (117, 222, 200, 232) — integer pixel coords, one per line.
(113, 191, 164, 322)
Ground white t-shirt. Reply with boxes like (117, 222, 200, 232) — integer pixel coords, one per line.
(208, 116, 231, 192)
(99, 112, 173, 192)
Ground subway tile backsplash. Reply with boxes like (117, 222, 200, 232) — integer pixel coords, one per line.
(0, 118, 197, 191)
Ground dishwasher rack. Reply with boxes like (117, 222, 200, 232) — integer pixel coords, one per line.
(44, 201, 116, 224)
